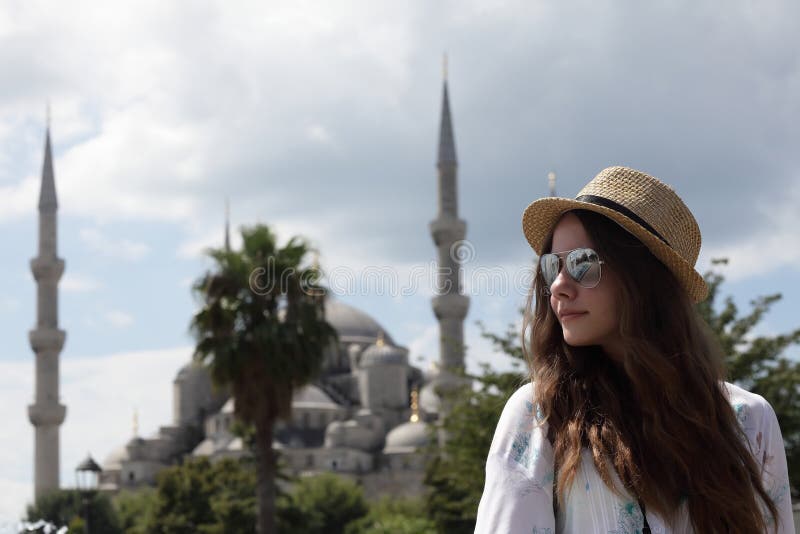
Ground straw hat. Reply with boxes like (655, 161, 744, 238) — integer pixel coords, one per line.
(522, 166, 708, 302)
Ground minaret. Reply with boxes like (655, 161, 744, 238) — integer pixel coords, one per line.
(28, 119, 67, 500)
(429, 55, 470, 384)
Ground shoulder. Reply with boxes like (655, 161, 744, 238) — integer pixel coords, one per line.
(721, 381, 777, 431)
(487, 381, 552, 472)
(721, 381, 783, 459)
(494, 381, 546, 436)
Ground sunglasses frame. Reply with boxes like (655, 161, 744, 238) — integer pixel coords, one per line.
(538, 247, 605, 295)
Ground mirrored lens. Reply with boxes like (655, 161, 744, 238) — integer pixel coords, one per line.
(539, 254, 560, 287)
(566, 248, 601, 287)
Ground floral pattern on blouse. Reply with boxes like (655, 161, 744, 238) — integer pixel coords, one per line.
(608, 500, 645, 534)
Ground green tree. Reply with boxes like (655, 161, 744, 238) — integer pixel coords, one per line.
(112, 488, 157, 534)
(344, 496, 436, 534)
(190, 224, 338, 534)
(422, 320, 526, 534)
(696, 259, 800, 496)
(25, 489, 122, 534)
(276, 472, 368, 534)
(147, 456, 256, 533)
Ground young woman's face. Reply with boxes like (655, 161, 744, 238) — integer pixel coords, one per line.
(548, 212, 624, 360)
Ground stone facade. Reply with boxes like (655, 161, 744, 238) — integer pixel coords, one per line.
(99, 299, 438, 498)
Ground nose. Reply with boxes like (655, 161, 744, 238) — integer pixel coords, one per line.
(549, 263, 577, 300)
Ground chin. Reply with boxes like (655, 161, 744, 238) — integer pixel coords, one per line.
(562, 335, 594, 347)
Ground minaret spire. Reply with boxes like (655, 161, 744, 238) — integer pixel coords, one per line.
(428, 58, 470, 445)
(548, 171, 557, 197)
(39, 122, 58, 212)
(437, 55, 457, 170)
(29, 119, 67, 500)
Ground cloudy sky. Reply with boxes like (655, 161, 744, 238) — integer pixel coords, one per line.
(1, 0, 799, 521)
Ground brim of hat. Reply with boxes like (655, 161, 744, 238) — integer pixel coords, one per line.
(522, 197, 708, 303)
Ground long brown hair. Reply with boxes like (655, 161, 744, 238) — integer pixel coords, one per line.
(522, 209, 780, 533)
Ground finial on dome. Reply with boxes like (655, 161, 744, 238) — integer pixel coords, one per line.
(548, 171, 556, 197)
(133, 409, 139, 437)
(376, 330, 385, 348)
(410, 386, 420, 423)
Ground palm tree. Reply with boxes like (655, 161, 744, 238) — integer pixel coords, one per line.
(190, 224, 338, 534)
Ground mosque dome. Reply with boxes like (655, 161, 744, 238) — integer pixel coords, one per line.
(324, 298, 396, 345)
(174, 361, 207, 383)
(293, 383, 340, 409)
(102, 445, 129, 471)
(360, 333, 408, 367)
(221, 398, 235, 413)
(419, 381, 441, 415)
(383, 420, 431, 454)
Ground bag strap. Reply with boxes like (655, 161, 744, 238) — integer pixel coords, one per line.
(638, 497, 652, 534)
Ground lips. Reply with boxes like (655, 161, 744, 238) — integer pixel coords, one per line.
(558, 310, 587, 321)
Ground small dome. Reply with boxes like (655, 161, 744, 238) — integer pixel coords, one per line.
(293, 384, 340, 409)
(221, 398, 235, 414)
(419, 381, 441, 415)
(102, 445, 129, 471)
(361, 339, 408, 367)
(174, 361, 208, 383)
(324, 298, 396, 345)
(423, 361, 441, 381)
(383, 421, 431, 454)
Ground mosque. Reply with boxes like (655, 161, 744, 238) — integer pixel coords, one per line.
(28, 71, 471, 500)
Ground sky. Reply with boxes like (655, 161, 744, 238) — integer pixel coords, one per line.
(1, 0, 800, 521)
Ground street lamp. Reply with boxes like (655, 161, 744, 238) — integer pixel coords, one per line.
(75, 453, 101, 534)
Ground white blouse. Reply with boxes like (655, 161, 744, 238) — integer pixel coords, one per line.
(475, 381, 795, 533)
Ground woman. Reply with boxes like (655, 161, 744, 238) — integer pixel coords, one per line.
(475, 167, 794, 533)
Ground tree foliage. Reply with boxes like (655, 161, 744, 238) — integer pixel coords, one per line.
(344, 496, 436, 534)
(696, 258, 800, 496)
(25, 489, 121, 534)
(422, 320, 527, 534)
(276, 472, 369, 534)
(189, 224, 337, 533)
(112, 488, 157, 534)
(145, 456, 256, 533)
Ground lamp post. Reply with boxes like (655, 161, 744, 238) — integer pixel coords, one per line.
(75, 454, 101, 534)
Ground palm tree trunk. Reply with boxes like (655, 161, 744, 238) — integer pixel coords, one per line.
(255, 417, 277, 534)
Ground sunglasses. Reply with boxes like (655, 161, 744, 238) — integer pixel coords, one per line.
(539, 247, 605, 291)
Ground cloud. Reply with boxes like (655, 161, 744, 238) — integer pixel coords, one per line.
(0, 347, 189, 522)
(0, 177, 37, 223)
(699, 177, 800, 281)
(106, 310, 134, 328)
(60, 273, 102, 293)
(0, 0, 797, 272)
(79, 227, 150, 261)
